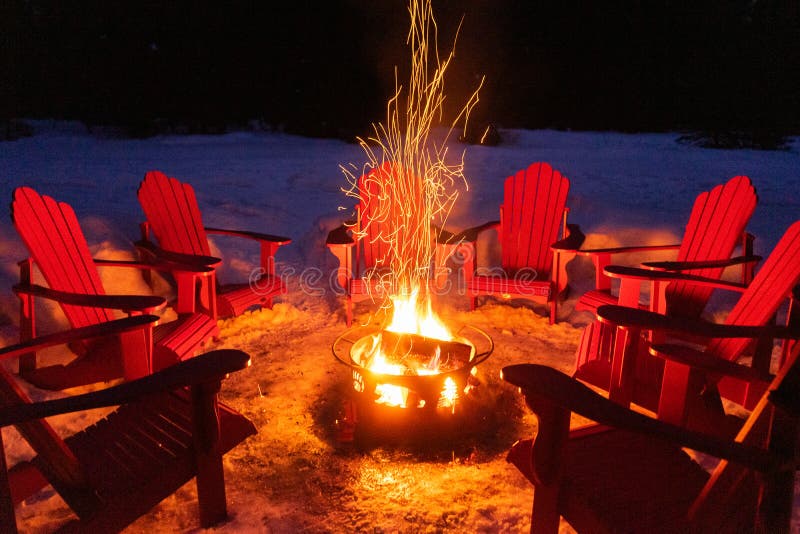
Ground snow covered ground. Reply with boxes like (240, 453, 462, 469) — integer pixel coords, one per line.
(0, 122, 798, 532)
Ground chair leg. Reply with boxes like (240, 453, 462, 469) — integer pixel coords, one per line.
(18, 259, 36, 375)
(0, 433, 19, 534)
(531, 484, 561, 534)
(192, 382, 228, 528)
(346, 297, 353, 327)
(549, 299, 557, 325)
(196, 451, 226, 528)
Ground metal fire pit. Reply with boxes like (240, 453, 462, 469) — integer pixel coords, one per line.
(332, 323, 493, 410)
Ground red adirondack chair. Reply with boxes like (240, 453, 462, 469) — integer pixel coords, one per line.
(570, 175, 757, 318)
(446, 162, 584, 324)
(11, 186, 218, 390)
(503, 327, 800, 534)
(571, 176, 758, 400)
(326, 162, 453, 326)
(577, 221, 800, 425)
(0, 325, 256, 533)
(137, 170, 291, 319)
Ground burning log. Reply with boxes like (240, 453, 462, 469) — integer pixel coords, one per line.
(377, 330, 473, 375)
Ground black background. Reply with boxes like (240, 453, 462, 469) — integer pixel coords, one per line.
(2, 1, 798, 139)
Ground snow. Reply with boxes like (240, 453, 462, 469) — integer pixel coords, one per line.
(0, 122, 798, 532)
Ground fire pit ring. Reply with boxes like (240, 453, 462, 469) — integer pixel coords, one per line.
(332, 323, 493, 410)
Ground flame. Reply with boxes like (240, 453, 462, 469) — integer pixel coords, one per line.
(369, 289, 461, 409)
(385, 289, 451, 341)
(370, 353, 411, 408)
(440, 377, 458, 410)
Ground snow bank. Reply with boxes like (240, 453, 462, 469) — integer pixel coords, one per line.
(0, 125, 798, 532)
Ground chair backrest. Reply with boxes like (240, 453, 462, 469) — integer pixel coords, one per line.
(499, 162, 570, 275)
(138, 170, 211, 256)
(11, 187, 114, 328)
(708, 220, 800, 362)
(356, 162, 427, 274)
(667, 175, 757, 317)
(357, 163, 393, 271)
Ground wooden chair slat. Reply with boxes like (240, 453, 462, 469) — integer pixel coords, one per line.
(108, 423, 167, 466)
(361, 171, 386, 270)
(134, 411, 192, 453)
(526, 163, 555, 271)
(142, 172, 185, 254)
(539, 171, 570, 272)
(514, 164, 540, 269)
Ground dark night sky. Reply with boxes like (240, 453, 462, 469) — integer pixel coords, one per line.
(2, 1, 798, 138)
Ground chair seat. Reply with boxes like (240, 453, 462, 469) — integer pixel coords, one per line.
(153, 312, 219, 368)
(508, 428, 716, 533)
(38, 390, 256, 532)
(573, 322, 664, 413)
(574, 358, 665, 414)
(468, 274, 552, 298)
(575, 289, 618, 313)
(18, 313, 219, 391)
(217, 276, 286, 318)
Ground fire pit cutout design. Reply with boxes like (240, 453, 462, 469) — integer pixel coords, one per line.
(333, 323, 493, 412)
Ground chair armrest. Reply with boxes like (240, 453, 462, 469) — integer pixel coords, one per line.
(603, 265, 748, 292)
(134, 240, 221, 269)
(434, 226, 458, 245)
(13, 283, 166, 314)
(0, 349, 250, 427)
(596, 305, 800, 340)
(0, 315, 159, 363)
(448, 220, 500, 243)
(648, 343, 774, 383)
(205, 227, 291, 245)
(326, 224, 356, 288)
(641, 255, 762, 272)
(575, 243, 680, 258)
(326, 224, 355, 247)
(551, 223, 585, 251)
(502, 363, 778, 472)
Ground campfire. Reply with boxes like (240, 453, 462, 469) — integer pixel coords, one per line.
(332, 316, 492, 444)
(351, 328, 473, 411)
(333, 300, 493, 413)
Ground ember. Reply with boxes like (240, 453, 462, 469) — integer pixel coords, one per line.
(333, 0, 483, 418)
